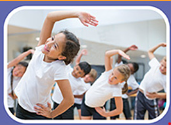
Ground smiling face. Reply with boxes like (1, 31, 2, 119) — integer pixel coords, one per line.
(41, 33, 66, 62)
(159, 59, 166, 75)
(83, 74, 95, 83)
(72, 65, 85, 78)
(108, 68, 124, 85)
(12, 65, 27, 77)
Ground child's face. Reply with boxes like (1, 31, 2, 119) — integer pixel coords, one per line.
(159, 60, 166, 75)
(72, 65, 85, 78)
(83, 74, 95, 83)
(13, 65, 26, 77)
(108, 68, 124, 85)
(42, 33, 66, 61)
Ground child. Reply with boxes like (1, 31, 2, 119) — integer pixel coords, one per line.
(74, 49, 98, 119)
(134, 42, 167, 120)
(52, 62, 91, 119)
(7, 49, 34, 115)
(76, 49, 97, 85)
(110, 45, 139, 120)
(14, 11, 98, 119)
(81, 49, 131, 120)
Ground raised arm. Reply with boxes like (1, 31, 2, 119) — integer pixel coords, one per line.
(117, 45, 138, 63)
(38, 11, 98, 46)
(148, 42, 166, 60)
(7, 49, 34, 69)
(105, 50, 130, 71)
(76, 49, 88, 65)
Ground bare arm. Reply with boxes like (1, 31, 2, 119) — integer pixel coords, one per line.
(7, 49, 34, 68)
(126, 88, 139, 96)
(117, 45, 138, 63)
(34, 79, 74, 118)
(38, 11, 98, 47)
(148, 42, 166, 60)
(75, 49, 88, 65)
(95, 97, 123, 117)
(105, 50, 130, 71)
(146, 92, 166, 99)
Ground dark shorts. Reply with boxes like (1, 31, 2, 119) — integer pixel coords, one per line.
(110, 98, 132, 119)
(53, 102, 74, 120)
(16, 104, 50, 120)
(134, 91, 160, 120)
(81, 96, 106, 120)
(74, 103, 81, 110)
(9, 108, 14, 115)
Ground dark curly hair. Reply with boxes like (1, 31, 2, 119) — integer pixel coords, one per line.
(60, 30, 80, 65)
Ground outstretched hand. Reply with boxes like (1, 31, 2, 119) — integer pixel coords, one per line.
(160, 42, 167, 47)
(34, 102, 52, 118)
(81, 49, 88, 55)
(118, 50, 130, 60)
(78, 12, 98, 27)
(128, 45, 138, 51)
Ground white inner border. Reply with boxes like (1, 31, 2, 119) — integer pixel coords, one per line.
(4, 6, 170, 124)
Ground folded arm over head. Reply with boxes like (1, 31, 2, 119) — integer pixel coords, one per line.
(117, 45, 138, 64)
(38, 11, 98, 47)
(7, 49, 34, 69)
(148, 42, 166, 60)
(105, 49, 130, 71)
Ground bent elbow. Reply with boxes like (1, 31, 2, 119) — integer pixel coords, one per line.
(67, 95, 74, 106)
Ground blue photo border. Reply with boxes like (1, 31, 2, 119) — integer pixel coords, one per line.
(0, 1, 170, 125)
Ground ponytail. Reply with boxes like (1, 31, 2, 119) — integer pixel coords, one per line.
(122, 82, 128, 94)
(10, 68, 14, 98)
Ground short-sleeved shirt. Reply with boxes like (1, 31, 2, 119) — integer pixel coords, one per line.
(115, 61, 139, 99)
(15, 45, 68, 112)
(52, 65, 87, 104)
(73, 79, 91, 104)
(85, 70, 122, 108)
(139, 58, 166, 99)
(7, 67, 21, 108)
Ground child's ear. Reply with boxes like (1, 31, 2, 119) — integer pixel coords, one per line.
(58, 55, 66, 60)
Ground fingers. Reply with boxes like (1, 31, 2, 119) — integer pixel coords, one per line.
(81, 15, 98, 27)
(47, 102, 51, 109)
(36, 103, 45, 109)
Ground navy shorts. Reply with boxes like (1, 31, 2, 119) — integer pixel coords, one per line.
(16, 104, 50, 120)
(134, 91, 159, 120)
(53, 102, 74, 120)
(81, 96, 106, 120)
(74, 103, 81, 110)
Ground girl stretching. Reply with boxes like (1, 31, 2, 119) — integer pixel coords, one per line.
(14, 11, 98, 119)
(81, 49, 131, 120)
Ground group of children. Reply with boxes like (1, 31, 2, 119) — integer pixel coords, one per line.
(7, 11, 167, 120)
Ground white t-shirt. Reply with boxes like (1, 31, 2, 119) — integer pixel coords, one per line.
(115, 62, 139, 99)
(85, 70, 122, 108)
(7, 67, 21, 108)
(74, 79, 91, 104)
(139, 58, 166, 100)
(52, 65, 87, 104)
(15, 45, 68, 112)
